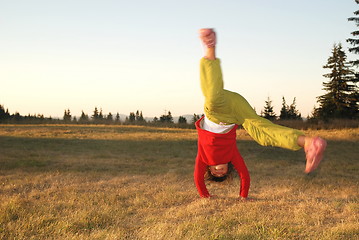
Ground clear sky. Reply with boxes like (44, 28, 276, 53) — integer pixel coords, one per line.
(1, 0, 358, 119)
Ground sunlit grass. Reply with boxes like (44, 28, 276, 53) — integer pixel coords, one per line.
(0, 125, 358, 239)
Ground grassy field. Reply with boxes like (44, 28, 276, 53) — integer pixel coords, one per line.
(0, 124, 358, 240)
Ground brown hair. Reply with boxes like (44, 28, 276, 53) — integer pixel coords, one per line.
(205, 162, 235, 183)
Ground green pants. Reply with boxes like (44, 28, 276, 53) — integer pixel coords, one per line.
(200, 58, 303, 151)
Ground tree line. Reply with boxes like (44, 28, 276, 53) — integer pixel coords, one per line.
(0, 105, 203, 127)
(1, 1, 358, 126)
(261, 97, 302, 121)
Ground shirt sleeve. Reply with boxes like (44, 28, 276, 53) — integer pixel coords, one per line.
(194, 154, 211, 198)
(231, 150, 250, 198)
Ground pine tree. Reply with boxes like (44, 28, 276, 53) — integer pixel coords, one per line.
(346, 1, 359, 118)
(261, 97, 276, 120)
(135, 110, 145, 122)
(0, 105, 11, 121)
(115, 112, 120, 123)
(135, 110, 140, 121)
(316, 43, 357, 119)
(178, 116, 187, 124)
(167, 111, 173, 123)
(13, 112, 22, 121)
(63, 109, 72, 122)
(0, 105, 5, 120)
(98, 108, 104, 120)
(192, 114, 201, 124)
(279, 97, 289, 120)
(107, 112, 113, 122)
(152, 116, 159, 123)
(129, 112, 136, 122)
(347, 0, 359, 66)
(79, 111, 89, 123)
(140, 111, 144, 122)
(287, 97, 301, 120)
(92, 107, 99, 120)
(160, 110, 173, 123)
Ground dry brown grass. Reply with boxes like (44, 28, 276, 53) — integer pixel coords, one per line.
(0, 125, 358, 239)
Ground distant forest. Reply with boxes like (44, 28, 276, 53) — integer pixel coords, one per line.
(0, 106, 199, 126)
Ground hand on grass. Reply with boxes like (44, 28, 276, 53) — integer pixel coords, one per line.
(209, 194, 219, 199)
(238, 197, 254, 202)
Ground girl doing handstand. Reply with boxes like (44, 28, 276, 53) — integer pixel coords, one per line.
(194, 28, 327, 200)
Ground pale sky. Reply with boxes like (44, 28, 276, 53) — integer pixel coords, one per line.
(1, 0, 358, 119)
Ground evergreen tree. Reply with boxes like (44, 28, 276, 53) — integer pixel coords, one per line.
(13, 112, 22, 121)
(139, 111, 144, 122)
(79, 111, 89, 123)
(0, 105, 5, 119)
(346, 1, 359, 118)
(107, 112, 113, 122)
(279, 97, 289, 120)
(63, 109, 71, 122)
(135, 110, 145, 122)
(316, 43, 357, 119)
(135, 110, 140, 121)
(168, 111, 173, 123)
(192, 113, 201, 124)
(261, 97, 276, 120)
(92, 107, 99, 120)
(178, 116, 187, 124)
(160, 110, 173, 123)
(347, 0, 359, 66)
(287, 97, 302, 120)
(6, 109, 10, 119)
(152, 116, 159, 123)
(115, 112, 120, 123)
(129, 112, 136, 122)
(98, 108, 104, 120)
(0, 105, 11, 121)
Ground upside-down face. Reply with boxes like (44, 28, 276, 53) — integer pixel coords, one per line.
(208, 163, 228, 177)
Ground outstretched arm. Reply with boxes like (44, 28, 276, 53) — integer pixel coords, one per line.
(194, 155, 211, 198)
(231, 151, 250, 199)
(199, 28, 216, 60)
